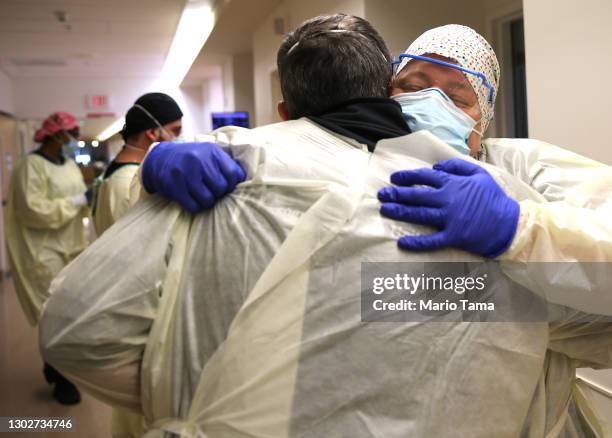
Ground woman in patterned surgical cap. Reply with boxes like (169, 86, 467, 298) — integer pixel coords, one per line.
(387, 24, 612, 437)
(391, 24, 498, 156)
(387, 24, 612, 262)
(390, 24, 610, 175)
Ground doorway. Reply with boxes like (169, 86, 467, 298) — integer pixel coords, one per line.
(0, 114, 17, 276)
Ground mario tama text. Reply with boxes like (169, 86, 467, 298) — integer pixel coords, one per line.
(360, 262, 550, 322)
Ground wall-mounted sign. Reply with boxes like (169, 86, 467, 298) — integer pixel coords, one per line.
(86, 94, 111, 111)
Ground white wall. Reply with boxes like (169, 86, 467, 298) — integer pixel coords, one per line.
(13, 76, 157, 120)
(364, 0, 486, 58)
(524, 0, 612, 164)
(233, 53, 255, 125)
(11, 75, 219, 141)
(0, 69, 14, 115)
(523, 0, 612, 417)
(199, 76, 225, 134)
(252, 0, 366, 126)
(179, 84, 207, 138)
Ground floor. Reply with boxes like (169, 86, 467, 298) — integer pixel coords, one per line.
(0, 275, 112, 438)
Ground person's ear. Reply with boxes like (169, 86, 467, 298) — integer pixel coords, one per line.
(144, 128, 160, 143)
(277, 101, 290, 121)
(387, 78, 395, 97)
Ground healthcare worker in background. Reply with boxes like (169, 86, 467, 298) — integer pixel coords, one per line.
(93, 92, 183, 236)
(5, 111, 87, 405)
(92, 92, 182, 438)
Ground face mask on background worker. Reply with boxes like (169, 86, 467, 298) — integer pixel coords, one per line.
(59, 130, 80, 157)
(393, 88, 482, 155)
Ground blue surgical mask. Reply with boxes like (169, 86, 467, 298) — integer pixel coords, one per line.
(62, 132, 79, 158)
(169, 135, 186, 144)
(392, 88, 481, 155)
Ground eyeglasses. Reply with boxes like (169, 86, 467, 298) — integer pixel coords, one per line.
(392, 53, 495, 107)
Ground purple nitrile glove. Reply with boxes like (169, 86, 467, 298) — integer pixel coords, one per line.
(142, 141, 246, 213)
(378, 158, 520, 258)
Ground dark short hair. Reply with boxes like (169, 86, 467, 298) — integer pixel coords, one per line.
(277, 14, 391, 119)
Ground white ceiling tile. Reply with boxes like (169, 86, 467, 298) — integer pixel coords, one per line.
(0, 0, 185, 77)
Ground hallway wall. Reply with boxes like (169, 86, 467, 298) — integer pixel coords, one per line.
(252, 0, 366, 126)
(524, 0, 612, 164)
(0, 69, 14, 115)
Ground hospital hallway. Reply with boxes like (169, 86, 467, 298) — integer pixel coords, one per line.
(1, 0, 612, 436)
(0, 276, 111, 437)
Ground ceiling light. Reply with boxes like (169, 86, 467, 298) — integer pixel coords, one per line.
(91, 140, 99, 147)
(77, 140, 85, 147)
(97, 117, 125, 142)
(155, 2, 216, 91)
(97, 1, 216, 140)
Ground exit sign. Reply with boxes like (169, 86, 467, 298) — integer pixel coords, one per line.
(86, 94, 110, 110)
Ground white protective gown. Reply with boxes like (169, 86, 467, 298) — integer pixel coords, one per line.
(40, 123, 612, 437)
(5, 153, 87, 325)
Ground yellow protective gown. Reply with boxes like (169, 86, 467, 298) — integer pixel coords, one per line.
(483, 138, 612, 436)
(5, 152, 87, 325)
(40, 125, 612, 437)
(482, 138, 612, 264)
(92, 161, 145, 437)
(93, 163, 139, 236)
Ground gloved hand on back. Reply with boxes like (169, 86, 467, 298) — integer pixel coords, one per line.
(377, 158, 520, 258)
(142, 141, 246, 213)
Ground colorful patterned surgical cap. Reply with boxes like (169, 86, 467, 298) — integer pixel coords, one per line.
(397, 24, 500, 133)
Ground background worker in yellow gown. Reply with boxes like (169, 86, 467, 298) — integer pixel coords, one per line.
(93, 92, 183, 236)
(91, 92, 182, 438)
(5, 111, 87, 405)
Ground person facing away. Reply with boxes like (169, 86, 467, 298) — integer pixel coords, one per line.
(92, 92, 183, 236)
(5, 111, 87, 405)
(92, 92, 183, 438)
(40, 14, 612, 437)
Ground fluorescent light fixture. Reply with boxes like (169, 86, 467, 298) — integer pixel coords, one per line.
(91, 140, 99, 147)
(97, 1, 216, 141)
(77, 140, 85, 147)
(97, 117, 125, 141)
(156, 2, 216, 91)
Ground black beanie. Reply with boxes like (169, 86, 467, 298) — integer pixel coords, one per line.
(121, 92, 183, 140)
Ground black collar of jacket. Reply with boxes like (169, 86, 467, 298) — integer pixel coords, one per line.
(307, 97, 411, 152)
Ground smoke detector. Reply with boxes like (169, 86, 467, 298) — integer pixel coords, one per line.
(53, 10, 72, 31)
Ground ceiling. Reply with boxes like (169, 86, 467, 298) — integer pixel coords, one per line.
(188, 0, 282, 73)
(0, 0, 186, 78)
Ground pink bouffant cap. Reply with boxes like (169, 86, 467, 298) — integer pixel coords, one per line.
(34, 112, 79, 143)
